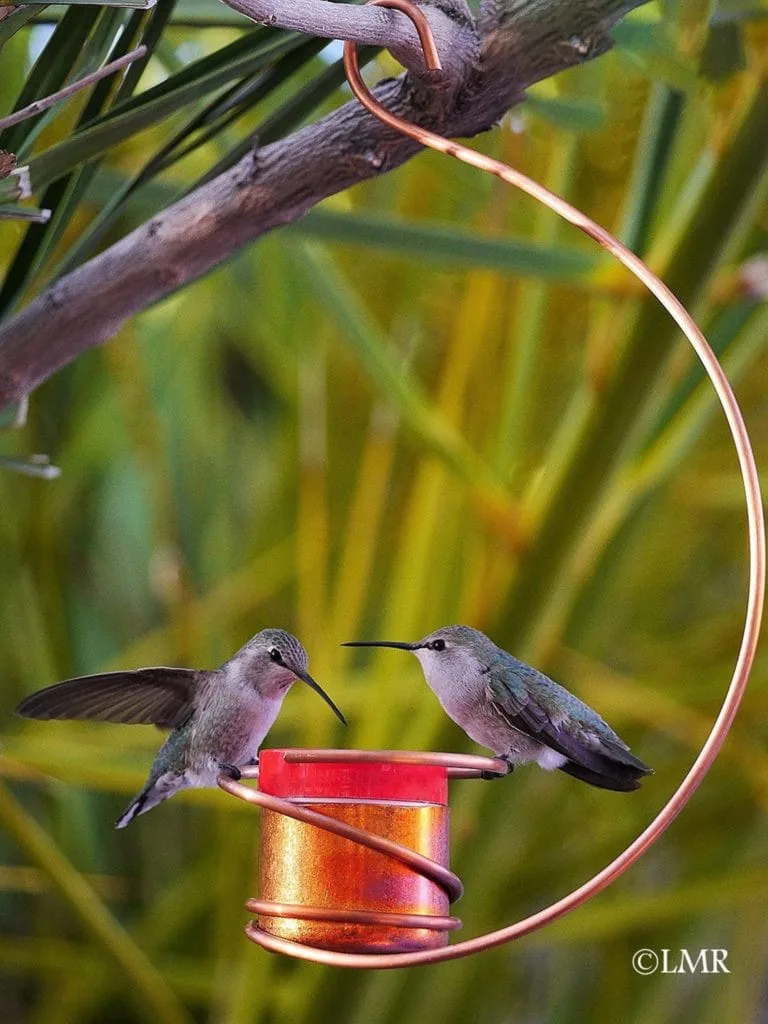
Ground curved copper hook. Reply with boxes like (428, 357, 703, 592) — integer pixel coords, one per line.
(367, 0, 442, 72)
(240, 0, 766, 968)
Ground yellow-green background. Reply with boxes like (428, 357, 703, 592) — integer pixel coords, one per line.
(1, 3, 767, 1022)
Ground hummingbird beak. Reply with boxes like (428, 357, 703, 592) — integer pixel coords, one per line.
(295, 669, 347, 726)
(341, 641, 420, 651)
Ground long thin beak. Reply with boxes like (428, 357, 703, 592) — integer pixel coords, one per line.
(296, 669, 347, 726)
(341, 641, 419, 651)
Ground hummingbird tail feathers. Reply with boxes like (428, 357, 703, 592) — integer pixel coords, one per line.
(596, 738, 651, 775)
(558, 756, 650, 792)
(115, 790, 150, 829)
(115, 777, 177, 829)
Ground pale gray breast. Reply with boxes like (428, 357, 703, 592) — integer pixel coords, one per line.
(425, 655, 493, 738)
(189, 681, 285, 769)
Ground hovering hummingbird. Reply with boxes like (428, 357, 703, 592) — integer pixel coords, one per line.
(16, 629, 346, 828)
(344, 625, 651, 791)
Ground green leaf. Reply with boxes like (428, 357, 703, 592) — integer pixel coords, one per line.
(290, 208, 599, 279)
(0, 202, 51, 221)
(14, 7, 131, 160)
(699, 23, 747, 79)
(52, 37, 328, 275)
(0, 166, 29, 201)
(0, 453, 60, 477)
(0, 5, 159, 314)
(711, 0, 768, 22)
(0, 781, 191, 1024)
(0, 6, 100, 153)
(192, 45, 379, 186)
(0, 4, 45, 48)
(26, 31, 304, 190)
(169, 0, 251, 25)
(524, 93, 606, 132)
(612, 20, 699, 91)
(618, 85, 684, 253)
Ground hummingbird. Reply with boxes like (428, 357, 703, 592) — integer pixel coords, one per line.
(16, 629, 346, 828)
(344, 625, 651, 791)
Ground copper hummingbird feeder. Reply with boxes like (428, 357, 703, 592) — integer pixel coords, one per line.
(220, 749, 506, 956)
(219, 0, 764, 969)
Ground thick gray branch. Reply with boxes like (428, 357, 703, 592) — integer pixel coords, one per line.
(479, 0, 647, 82)
(0, 0, 649, 406)
(223, 0, 474, 77)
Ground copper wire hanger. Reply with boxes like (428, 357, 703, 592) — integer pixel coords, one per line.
(221, 0, 765, 968)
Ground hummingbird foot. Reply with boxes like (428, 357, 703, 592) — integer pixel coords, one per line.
(219, 763, 242, 781)
(480, 757, 514, 781)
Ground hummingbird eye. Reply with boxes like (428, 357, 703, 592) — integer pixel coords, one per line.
(430, 639, 446, 652)
(269, 648, 284, 664)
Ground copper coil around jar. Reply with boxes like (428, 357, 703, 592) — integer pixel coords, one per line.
(258, 800, 450, 952)
(218, 749, 507, 955)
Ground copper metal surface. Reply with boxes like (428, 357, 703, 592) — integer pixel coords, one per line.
(220, 0, 765, 969)
(218, 761, 480, 902)
(281, 748, 510, 779)
(259, 801, 450, 952)
(244, 899, 461, 931)
(219, 753, 504, 955)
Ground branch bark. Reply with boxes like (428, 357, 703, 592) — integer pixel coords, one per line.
(222, 0, 474, 76)
(0, 0, 648, 407)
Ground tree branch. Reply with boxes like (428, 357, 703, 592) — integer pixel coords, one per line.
(222, 0, 475, 77)
(0, 0, 649, 407)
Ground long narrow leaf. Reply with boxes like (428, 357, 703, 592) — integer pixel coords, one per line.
(0, 780, 192, 1024)
(0, 4, 172, 313)
(0, 4, 44, 47)
(0, 46, 147, 132)
(0, 203, 51, 222)
(26, 33, 304, 190)
(0, 5, 100, 154)
(290, 208, 598, 279)
(52, 37, 327, 276)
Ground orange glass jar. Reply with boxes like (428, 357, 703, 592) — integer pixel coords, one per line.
(254, 749, 455, 953)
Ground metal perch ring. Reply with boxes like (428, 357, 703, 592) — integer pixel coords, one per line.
(224, 0, 765, 968)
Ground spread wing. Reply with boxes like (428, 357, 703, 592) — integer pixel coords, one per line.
(484, 658, 650, 783)
(15, 668, 200, 728)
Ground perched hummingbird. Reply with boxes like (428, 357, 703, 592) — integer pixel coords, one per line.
(16, 629, 346, 828)
(344, 625, 651, 791)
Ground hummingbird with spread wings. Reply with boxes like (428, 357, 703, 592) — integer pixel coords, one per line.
(17, 629, 346, 827)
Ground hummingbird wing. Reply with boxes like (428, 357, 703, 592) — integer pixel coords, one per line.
(15, 668, 200, 728)
(484, 658, 651, 787)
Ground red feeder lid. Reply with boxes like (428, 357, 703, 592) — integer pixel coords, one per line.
(259, 749, 448, 805)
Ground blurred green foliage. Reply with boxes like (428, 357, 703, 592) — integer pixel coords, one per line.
(0, 2, 767, 1023)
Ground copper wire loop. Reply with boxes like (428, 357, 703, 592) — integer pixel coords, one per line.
(219, 754, 496, 952)
(223, 0, 765, 969)
(244, 901, 462, 932)
(218, 754, 506, 915)
(281, 748, 510, 778)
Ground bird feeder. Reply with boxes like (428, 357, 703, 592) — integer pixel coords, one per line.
(255, 750, 456, 952)
(218, 750, 505, 962)
(219, 0, 763, 970)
